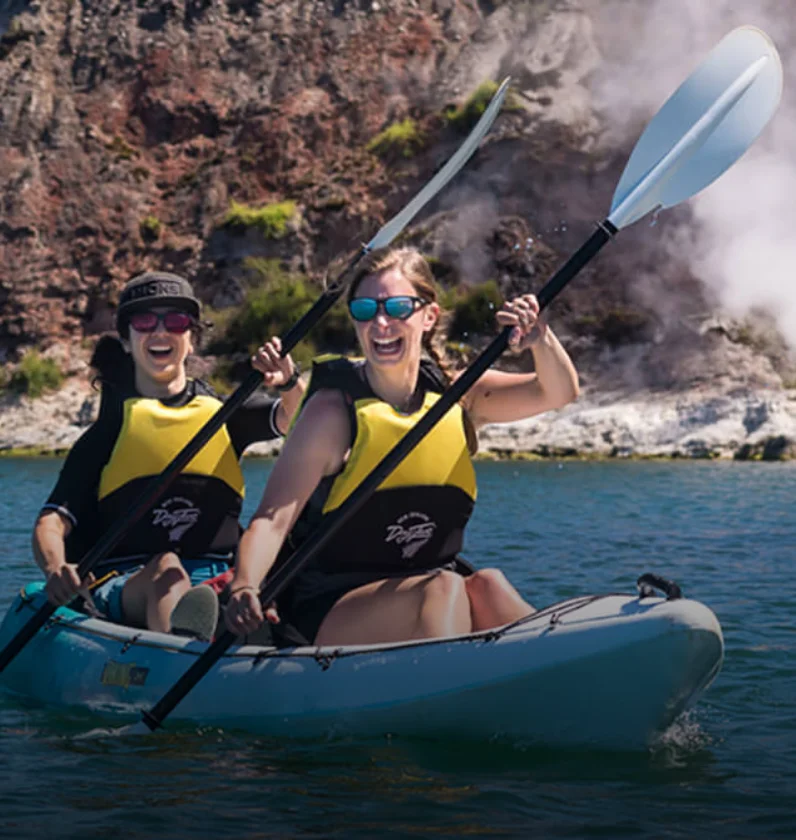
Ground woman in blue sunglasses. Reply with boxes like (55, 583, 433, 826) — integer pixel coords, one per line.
(32, 271, 305, 641)
(226, 247, 580, 645)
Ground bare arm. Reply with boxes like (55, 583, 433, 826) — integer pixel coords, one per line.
(226, 390, 350, 634)
(465, 294, 580, 428)
(32, 511, 83, 606)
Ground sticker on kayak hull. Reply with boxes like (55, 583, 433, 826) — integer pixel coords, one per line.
(101, 660, 149, 689)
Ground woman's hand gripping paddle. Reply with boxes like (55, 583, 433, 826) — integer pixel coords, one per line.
(128, 26, 782, 734)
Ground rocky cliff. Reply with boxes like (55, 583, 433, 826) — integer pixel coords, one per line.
(1, 0, 795, 457)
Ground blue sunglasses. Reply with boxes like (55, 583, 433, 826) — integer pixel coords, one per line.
(348, 296, 428, 322)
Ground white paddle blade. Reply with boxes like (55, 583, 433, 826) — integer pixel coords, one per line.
(609, 26, 782, 229)
(367, 77, 510, 251)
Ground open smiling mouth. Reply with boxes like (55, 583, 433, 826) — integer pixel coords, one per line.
(147, 345, 175, 361)
(372, 336, 403, 358)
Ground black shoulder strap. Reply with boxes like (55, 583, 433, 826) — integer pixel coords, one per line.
(306, 356, 447, 399)
(304, 356, 371, 403)
(193, 378, 220, 400)
(419, 358, 448, 394)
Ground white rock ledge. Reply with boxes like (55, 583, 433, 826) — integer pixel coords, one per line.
(2, 384, 796, 460)
(478, 387, 796, 460)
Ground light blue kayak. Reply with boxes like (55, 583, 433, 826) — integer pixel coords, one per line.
(0, 580, 723, 748)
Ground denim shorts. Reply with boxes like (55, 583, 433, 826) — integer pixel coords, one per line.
(91, 557, 231, 624)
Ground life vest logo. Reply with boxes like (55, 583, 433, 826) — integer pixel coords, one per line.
(151, 496, 200, 542)
(385, 512, 437, 560)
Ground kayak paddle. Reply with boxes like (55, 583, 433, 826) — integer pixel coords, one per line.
(0, 79, 510, 676)
(132, 25, 783, 732)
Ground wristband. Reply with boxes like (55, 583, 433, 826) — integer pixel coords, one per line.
(275, 363, 301, 392)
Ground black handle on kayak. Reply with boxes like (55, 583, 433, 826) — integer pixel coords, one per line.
(637, 573, 683, 600)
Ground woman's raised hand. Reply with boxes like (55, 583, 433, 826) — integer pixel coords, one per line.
(496, 293, 547, 351)
(252, 337, 296, 389)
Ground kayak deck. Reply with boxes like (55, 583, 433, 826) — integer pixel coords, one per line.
(0, 583, 723, 748)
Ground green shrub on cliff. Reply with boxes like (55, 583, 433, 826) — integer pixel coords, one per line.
(139, 215, 162, 241)
(238, 259, 355, 356)
(107, 135, 138, 160)
(206, 258, 356, 387)
(227, 273, 315, 361)
(223, 200, 299, 239)
(0, 17, 34, 59)
(444, 80, 521, 131)
(9, 351, 64, 398)
(445, 280, 503, 339)
(366, 119, 425, 159)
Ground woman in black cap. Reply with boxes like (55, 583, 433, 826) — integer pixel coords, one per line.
(31, 271, 305, 640)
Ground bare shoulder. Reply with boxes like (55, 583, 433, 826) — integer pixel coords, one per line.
(284, 388, 351, 469)
(298, 388, 350, 430)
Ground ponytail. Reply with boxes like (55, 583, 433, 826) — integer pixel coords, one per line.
(89, 334, 135, 392)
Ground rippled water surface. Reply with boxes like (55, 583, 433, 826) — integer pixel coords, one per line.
(0, 458, 794, 838)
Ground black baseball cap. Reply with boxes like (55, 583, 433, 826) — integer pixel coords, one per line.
(116, 271, 201, 336)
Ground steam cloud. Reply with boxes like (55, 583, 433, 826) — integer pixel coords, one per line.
(588, 0, 796, 348)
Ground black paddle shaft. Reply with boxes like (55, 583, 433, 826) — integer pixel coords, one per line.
(0, 254, 363, 675)
(140, 219, 616, 730)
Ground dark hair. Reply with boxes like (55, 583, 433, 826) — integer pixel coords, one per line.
(90, 334, 135, 391)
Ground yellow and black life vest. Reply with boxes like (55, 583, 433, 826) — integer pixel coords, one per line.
(98, 394, 244, 502)
(284, 356, 477, 575)
(95, 381, 245, 562)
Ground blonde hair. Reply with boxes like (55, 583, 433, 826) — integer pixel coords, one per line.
(348, 246, 477, 453)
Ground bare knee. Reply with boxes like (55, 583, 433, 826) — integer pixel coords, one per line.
(465, 567, 532, 630)
(465, 568, 511, 599)
(150, 551, 182, 571)
(415, 570, 470, 637)
(424, 569, 467, 604)
(149, 552, 189, 596)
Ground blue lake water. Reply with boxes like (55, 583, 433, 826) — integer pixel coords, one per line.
(0, 457, 794, 838)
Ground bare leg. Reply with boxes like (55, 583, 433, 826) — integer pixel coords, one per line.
(315, 569, 472, 646)
(121, 552, 191, 632)
(465, 568, 534, 631)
